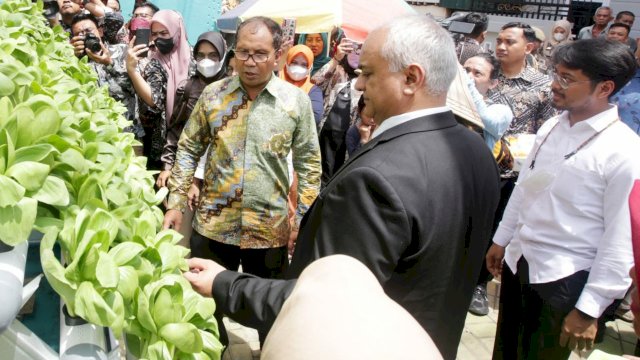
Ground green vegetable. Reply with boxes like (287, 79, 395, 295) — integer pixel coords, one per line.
(0, 1, 222, 358)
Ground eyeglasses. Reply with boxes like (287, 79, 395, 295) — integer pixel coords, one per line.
(234, 50, 272, 63)
(551, 71, 593, 90)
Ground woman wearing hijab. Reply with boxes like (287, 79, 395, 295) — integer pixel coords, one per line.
(541, 20, 572, 70)
(298, 33, 330, 76)
(126, 9, 192, 170)
(280, 45, 324, 126)
(157, 31, 228, 187)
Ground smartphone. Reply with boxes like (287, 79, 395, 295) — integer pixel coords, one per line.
(351, 41, 363, 55)
(134, 28, 151, 57)
(281, 18, 297, 46)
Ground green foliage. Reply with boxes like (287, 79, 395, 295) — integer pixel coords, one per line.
(0, 0, 222, 358)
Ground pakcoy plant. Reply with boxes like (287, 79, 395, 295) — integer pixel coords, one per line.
(0, 0, 222, 358)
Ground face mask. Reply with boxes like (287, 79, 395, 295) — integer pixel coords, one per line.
(553, 32, 566, 42)
(347, 53, 360, 70)
(286, 64, 309, 81)
(197, 58, 222, 78)
(155, 37, 174, 54)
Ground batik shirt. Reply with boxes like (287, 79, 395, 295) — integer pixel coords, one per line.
(138, 58, 167, 165)
(488, 65, 556, 136)
(90, 43, 144, 139)
(167, 75, 321, 249)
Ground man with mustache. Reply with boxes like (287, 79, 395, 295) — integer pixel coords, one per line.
(487, 38, 640, 359)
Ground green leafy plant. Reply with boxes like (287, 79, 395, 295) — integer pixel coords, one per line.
(0, 1, 222, 358)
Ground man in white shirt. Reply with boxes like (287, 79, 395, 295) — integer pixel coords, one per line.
(487, 38, 640, 359)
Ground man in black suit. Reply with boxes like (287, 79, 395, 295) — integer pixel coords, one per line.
(184, 15, 500, 359)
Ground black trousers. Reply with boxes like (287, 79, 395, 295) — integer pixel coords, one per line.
(493, 257, 590, 360)
(190, 231, 289, 346)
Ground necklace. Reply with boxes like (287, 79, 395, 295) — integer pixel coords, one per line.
(529, 118, 619, 170)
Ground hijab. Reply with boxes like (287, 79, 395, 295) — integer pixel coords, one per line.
(298, 33, 330, 75)
(194, 31, 228, 82)
(150, 10, 191, 122)
(280, 45, 314, 94)
(549, 19, 573, 46)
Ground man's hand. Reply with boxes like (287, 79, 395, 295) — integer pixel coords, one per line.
(70, 35, 86, 58)
(183, 257, 227, 298)
(163, 209, 183, 230)
(187, 179, 202, 211)
(156, 170, 171, 188)
(486, 243, 505, 278)
(86, 41, 112, 66)
(287, 229, 298, 257)
(559, 309, 597, 351)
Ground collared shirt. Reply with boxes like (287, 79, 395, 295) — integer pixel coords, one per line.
(493, 105, 640, 317)
(611, 68, 640, 135)
(167, 75, 321, 249)
(371, 106, 450, 139)
(488, 65, 555, 136)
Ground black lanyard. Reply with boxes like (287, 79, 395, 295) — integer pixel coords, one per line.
(529, 118, 619, 170)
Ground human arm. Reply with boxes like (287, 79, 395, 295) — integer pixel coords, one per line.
(464, 71, 513, 141)
(165, 92, 211, 219)
(291, 96, 321, 226)
(80, 0, 107, 18)
(310, 38, 352, 91)
(183, 257, 295, 333)
(126, 38, 158, 108)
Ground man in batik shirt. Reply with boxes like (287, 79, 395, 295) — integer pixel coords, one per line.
(164, 16, 321, 346)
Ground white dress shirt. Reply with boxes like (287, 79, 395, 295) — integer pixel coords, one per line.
(493, 105, 640, 318)
(371, 106, 451, 139)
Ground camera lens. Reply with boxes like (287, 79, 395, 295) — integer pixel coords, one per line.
(84, 34, 102, 53)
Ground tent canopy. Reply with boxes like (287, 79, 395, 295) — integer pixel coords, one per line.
(216, 0, 417, 42)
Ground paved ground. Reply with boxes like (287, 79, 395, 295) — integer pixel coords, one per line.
(221, 279, 637, 359)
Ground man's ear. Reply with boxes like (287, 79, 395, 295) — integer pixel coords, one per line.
(402, 63, 426, 95)
(595, 79, 615, 99)
(274, 48, 283, 66)
(524, 41, 534, 55)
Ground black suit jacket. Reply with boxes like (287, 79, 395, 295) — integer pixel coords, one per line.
(213, 111, 500, 359)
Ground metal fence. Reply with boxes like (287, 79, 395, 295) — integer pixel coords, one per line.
(469, 0, 571, 21)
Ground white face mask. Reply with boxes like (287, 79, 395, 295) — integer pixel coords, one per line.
(553, 32, 566, 42)
(197, 58, 222, 78)
(286, 64, 309, 81)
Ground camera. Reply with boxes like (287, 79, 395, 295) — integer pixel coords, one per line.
(84, 33, 103, 53)
(32, 0, 59, 19)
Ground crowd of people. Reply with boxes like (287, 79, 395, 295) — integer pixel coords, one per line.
(43, 1, 640, 358)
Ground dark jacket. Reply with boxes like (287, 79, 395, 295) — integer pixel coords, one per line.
(213, 111, 500, 359)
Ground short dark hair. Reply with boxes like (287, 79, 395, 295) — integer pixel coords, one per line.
(609, 22, 631, 35)
(472, 53, 501, 80)
(464, 13, 488, 37)
(134, 2, 159, 14)
(70, 13, 100, 32)
(552, 38, 637, 96)
(615, 11, 635, 21)
(501, 22, 537, 43)
(237, 16, 282, 50)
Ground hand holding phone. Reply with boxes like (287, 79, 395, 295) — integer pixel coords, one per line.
(134, 28, 151, 57)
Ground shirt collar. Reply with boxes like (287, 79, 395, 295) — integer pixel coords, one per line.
(371, 106, 450, 139)
(500, 64, 540, 83)
(230, 73, 279, 98)
(558, 105, 620, 132)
